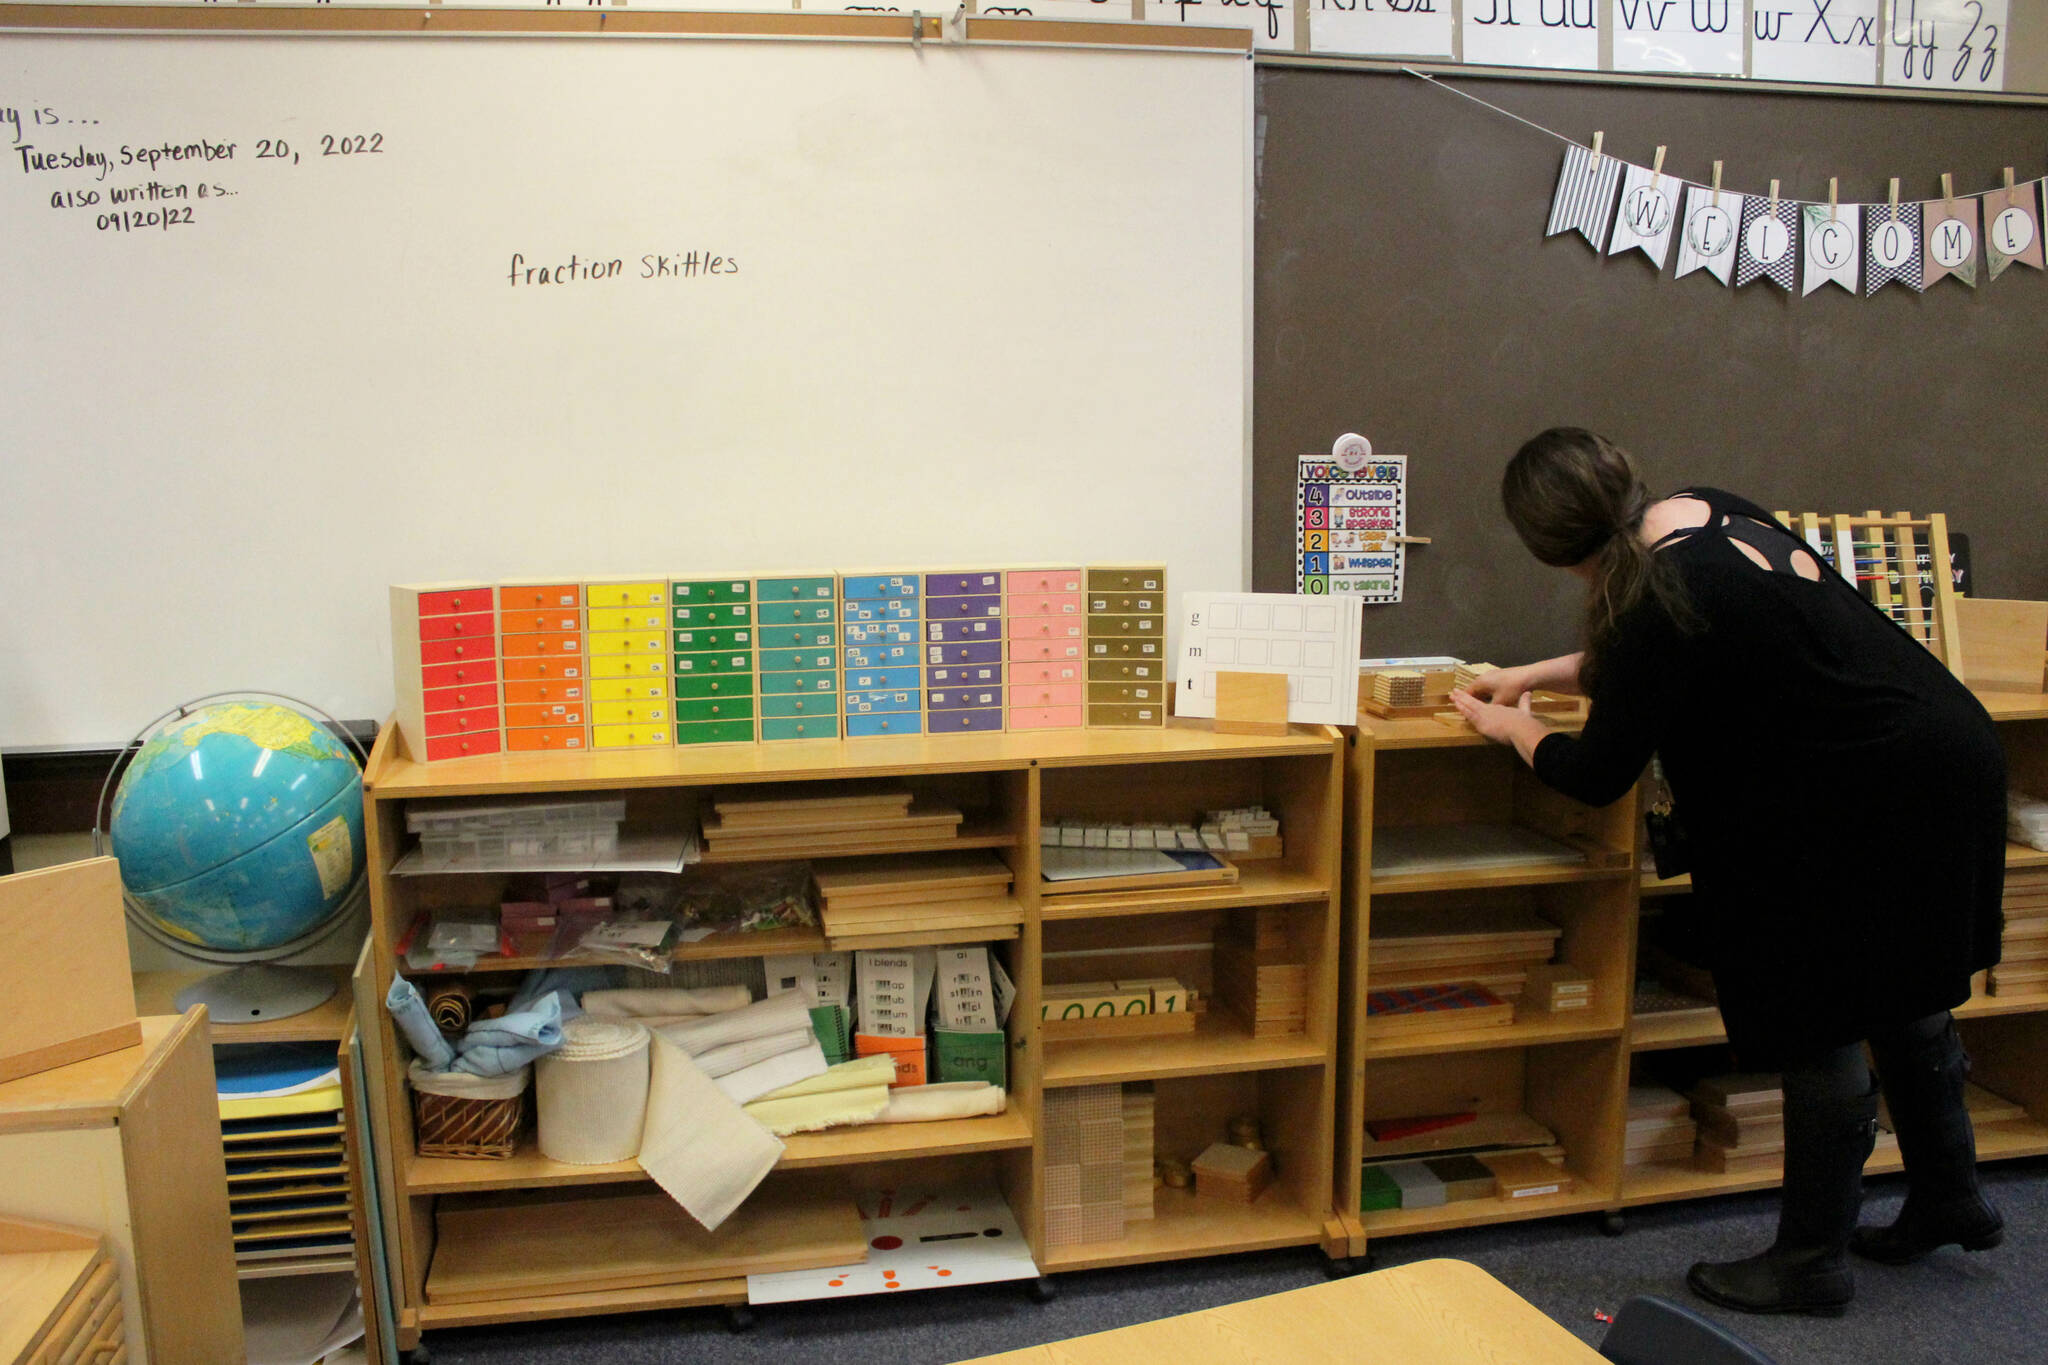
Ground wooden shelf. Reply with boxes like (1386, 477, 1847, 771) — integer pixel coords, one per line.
(1620, 1119, 2048, 1208)
(1364, 1014, 1621, 1060)
(1357, 711, 1588, 751)
(1039, 863, 1330, 920)
(1955, 992, 2048, 1020)
(407, 1110, 1034, 1194)
(237, 1254, 356, 1281)
(133, 965, 354, 1044)
(2007, 841, 2048, 870)
(1629, 1009, 1727, 1051)
(1037, 1184, 1321, 1272)
(415, 1275, 747, 1329)
(370, 719, 1339, 798)
(1978, 691, 2048, 722)
(1639, 870, 1693, 898)
(1043, 1014, 1325, 1088)
(1369, 855, 1632, 897)
(1361, 1186, 1609, 1237)
(427, 923, 829, 975)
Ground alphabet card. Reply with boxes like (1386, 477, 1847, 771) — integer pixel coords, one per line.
(1924, 195, 1980, 288)
(1608, 162, 1680, 267)
(1297, 451, 1407, 602)
(1464, 0, 1599, 70)
(1675, 182, 1738, 284)
(1610, 0, 1744, 74)
(1802, 203, 1862, 295)
(1982, 180, 2044, 279)
(1734, 195, 1800, 289)
(1309, 0, 1455, 57)
(1750, 0, 1880, 84)
(1175, 592, 1364, 726)
(1865, 201, 1926, 293)
(746, 1186, 1037, 1303)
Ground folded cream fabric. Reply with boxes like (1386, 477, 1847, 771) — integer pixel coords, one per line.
(663, 990, 812, 1055)
(636, 1033, 783, 1231)
(714, 1038, 829, 1106)
(743, 1083, 891, 1136)
(691, 1027, 815, 1080)
(751, 1053, 898, 1102)
(581, 985, 752, 1019)
(879, 1082, 1007, 1123)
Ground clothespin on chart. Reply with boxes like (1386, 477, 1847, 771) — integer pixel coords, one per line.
(1828, 177, 1838, 222)
(1711, 160, 1723, 209)
(1651, 145, 1666, 189)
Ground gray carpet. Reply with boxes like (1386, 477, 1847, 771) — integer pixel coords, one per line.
(421, 1161, 2047, 1364)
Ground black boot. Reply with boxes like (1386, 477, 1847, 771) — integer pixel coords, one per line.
(1687, 1082, 1878, 1317)
(1853, 1018, 2004, 1265)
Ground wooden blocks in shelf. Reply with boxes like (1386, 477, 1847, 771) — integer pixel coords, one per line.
(1989, 867, 2048, 998)
(1479, 1150, 1575, 1200)
(1215, 908, 1308, 1038)
(1214, 672, 1290, 737)
(1520, 964, 1593, 1015)
(1044, 1084, 1128, 1247)
(1123, 1085, 1155, 1223)
(1192, 1141, 1272, 1203)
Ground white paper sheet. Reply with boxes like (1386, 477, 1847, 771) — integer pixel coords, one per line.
(1308, 0, 1455, 56)
(746, 1186, 1037, 1304)
(1610, 0, 1745, 74)
(1883, 0, 2007, 90)
(1175, 591, 1363, 726)
(1145, 0, 1298, 50)
(1751, 0, 1880, 84)
(1462, 0, 1598, 70)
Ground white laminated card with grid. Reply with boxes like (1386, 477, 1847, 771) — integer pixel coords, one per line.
(1175, 592, 1363, 726)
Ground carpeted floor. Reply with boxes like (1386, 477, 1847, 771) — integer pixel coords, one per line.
(422, 1160, 2047, 1364)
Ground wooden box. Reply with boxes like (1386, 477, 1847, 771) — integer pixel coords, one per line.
(0, 859, 140, 1085)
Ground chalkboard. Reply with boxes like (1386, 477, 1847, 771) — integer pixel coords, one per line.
(1254, 67, 2048, 667)
(0, 26, 1251, 748)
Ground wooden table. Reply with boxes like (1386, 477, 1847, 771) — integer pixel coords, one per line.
(955, 1258, 1604, 1364)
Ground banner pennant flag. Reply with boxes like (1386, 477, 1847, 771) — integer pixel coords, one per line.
(1865, 202, 1925, 294)
(1607, 163, 1680, 268)
(1734, 195, 1799, 290)
(1546, 143, 1623, 252)
(1674, 182, 1738, 285)
(1924, 198, 1980, 289)
(1801, 203, 1860, 296)
(1982, 181, 2045, 279)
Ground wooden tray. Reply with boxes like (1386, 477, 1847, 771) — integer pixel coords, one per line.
(1040, 857, 1239, 898)
(1041, 1010, 1199, 1043)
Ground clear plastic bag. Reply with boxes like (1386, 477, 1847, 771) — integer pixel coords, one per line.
(672, 862, 818, 934)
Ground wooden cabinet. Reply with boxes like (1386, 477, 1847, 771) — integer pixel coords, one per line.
(0, 1011, 244, 1364)
(357, 718, 1345, 1351)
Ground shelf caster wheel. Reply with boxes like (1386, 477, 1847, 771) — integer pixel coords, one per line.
(405, 1346, 434, 1365)
(1323, 1256, 1358, 1280)
(1600, 1212, 1626, 1237)
(725, 1305, 757, 1333)
(1027, 1275, 1059, 1304)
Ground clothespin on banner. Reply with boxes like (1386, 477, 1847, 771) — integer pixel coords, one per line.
(1829, 177, 1838, 222)
(1711, 161, 1723, 209)
(1941, 172, 1955, 213)
(1889, 178, 1901, 212)
(1651, 145, 1666, 190)
(1769, 179, 1780, 214)
(1591, 130, 1605, 161)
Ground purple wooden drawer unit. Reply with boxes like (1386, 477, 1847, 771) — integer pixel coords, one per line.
(926, 617, 1002, 643)
(927, 641, 1003, 666)
(927, 707, 1002, 733)
(926, 572, 1003, 597)
(926, 594, 1002, 619)
(928, 687, 1002, 711)
(929, 663, 1002, 687)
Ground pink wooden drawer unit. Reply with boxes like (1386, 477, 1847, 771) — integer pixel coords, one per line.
(1008, 704, 1083, 730)
(1009, 683, 1082, 709)
(1003, 568, 1084, 730)
(392, 583, 503, 762)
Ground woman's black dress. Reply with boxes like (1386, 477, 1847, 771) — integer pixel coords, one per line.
(1531, 487, 2005, 1066)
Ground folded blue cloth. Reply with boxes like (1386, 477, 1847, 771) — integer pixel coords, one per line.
(385, 975, 456, 1071)
(507, 965, 618, 1024)
(453, 991, 565, 1077)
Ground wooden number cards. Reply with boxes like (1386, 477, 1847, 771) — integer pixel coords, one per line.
(391, 564, 1166, 760)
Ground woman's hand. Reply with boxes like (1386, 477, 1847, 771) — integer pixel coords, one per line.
(1449, 688, 1550, 766)
(1462, 664, 1536, 707)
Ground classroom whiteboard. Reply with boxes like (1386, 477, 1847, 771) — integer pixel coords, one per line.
(0, 32, 1251, 749)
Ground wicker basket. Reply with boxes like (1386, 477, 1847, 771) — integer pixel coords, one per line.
(410, 1062, 529, 1160)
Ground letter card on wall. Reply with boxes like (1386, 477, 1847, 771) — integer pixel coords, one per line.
(1297, 452, 1407, 604)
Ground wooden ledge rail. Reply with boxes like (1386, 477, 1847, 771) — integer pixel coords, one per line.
(0, 4, 1252, 51)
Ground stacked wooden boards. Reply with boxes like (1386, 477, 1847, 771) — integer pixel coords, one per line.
(1043, 1084, 1127, 1247)
(224, 1105, 355, 1272)
(1623, 1086, 1696, 1169)
(1213, 907, 1309, 1037)
(0, 1219, 123, 1365)
(1363, 904, 1563, 1035)
(812, 850, 1020, 949)
(1988, 866, 2048, 997)
(424, 1186, 864, 1306)
(700, 785, 966, 859)
(1689, 1075, 1784, 1175)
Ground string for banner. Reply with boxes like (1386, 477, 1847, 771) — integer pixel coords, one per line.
(1399, 67, 1584, 150)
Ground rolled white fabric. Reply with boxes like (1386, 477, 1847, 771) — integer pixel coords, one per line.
(581, 985, 752, 1019)
(878, 1082, 1007, 1124)
(714, 1038, 830, 1106)
(663, 991, 811, 1056)
(535, 1016, 651, 1165)
(688, 1027, 815, 1080)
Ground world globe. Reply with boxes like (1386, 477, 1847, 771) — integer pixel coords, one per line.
(111, 701, 366, 956)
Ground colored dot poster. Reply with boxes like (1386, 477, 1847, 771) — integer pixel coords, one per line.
(1297, 452, 1408, 603)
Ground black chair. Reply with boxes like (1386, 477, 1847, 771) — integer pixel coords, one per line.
(1600, 1294, 1779, 1365)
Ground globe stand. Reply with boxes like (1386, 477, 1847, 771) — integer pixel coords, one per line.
(174, 962, 341, 1025)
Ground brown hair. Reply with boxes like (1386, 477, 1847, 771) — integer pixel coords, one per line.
(1502, 428, 1693, 693)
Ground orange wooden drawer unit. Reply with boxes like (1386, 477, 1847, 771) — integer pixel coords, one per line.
(392, 583, 504, 762)
(497, 580, 586, 755)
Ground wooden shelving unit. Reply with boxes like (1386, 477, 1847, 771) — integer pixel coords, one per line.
(1336, 688, 2048, 1260)
(358, 717, 1346, 1350)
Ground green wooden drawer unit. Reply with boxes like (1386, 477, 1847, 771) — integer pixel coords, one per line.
(672, 628, 753, 653)
(670, 579, 751, 604)
(673, 674, 754, 700)
(675, 696, 755, 724)
(673, 651, 753, 675)
(761, 692, 840, 719)
(674, 718, 757, 745)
